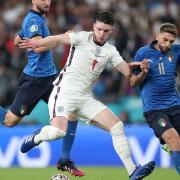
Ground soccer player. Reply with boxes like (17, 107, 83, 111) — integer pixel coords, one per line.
(19, 11, 155, 179)
(0, 0, 83, 177)
(129, 23, 180, 175)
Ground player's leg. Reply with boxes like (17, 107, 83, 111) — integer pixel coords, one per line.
(162, 128, 180, 175)
(80, 97, 154, 179)
(57, 114, 84, 177)
(93, 108, 155, 179)
(21, 116, 68, 153)
(0, 106, 7, 124)
(43, 78, 82, 176)
(21, 86, 70, 152)
(144, 110, 180, 175)
(3, 73, 38, 127)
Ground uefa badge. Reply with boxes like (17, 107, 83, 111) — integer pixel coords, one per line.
(30, 24, 38, 32)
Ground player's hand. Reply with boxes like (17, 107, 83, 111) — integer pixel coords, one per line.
(140, 59, 149, 74)
(128, 61, 141, 68)
(19, 38, 38, 50)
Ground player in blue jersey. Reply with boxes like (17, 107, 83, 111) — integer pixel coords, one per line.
(0, 0, 84, 177)
(130, 23, 180, 175)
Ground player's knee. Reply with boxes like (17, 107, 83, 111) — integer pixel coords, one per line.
(3, 113, 21, 127)
(110, 121, 124, 136)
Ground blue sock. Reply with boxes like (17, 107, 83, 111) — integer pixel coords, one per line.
(172, 151, 180, 175)
(0, 106, 6, 124)
(61, 120, 78, 162)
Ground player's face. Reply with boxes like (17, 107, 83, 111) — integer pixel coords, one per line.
(33, 0, 51, 14)
(156, 32, 176, 52)
(93, 21, 113, 45)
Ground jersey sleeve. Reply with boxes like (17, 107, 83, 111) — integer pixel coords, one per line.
(109, 46, 124, 67)
(25, 18, 43, 39)
(68, 31, 86, 46)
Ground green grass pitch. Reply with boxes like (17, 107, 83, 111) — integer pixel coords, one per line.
(0, 167, 179, 180)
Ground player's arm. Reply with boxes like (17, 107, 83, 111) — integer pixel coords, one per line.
(129, 59, 149, 87)
(14, 35, 22, 46)
(19, 32, 70, 53)
(116, 61, 141, 79)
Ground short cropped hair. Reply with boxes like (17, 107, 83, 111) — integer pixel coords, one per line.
(160, 23, 177, 36)
(95, 11, 114, 26)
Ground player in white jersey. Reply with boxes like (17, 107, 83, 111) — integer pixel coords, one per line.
(20, 11, 155, 180)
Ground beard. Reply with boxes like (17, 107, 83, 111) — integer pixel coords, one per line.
(37, 5, 50, 14)
(158, 43, 170, 53)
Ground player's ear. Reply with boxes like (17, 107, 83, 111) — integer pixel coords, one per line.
(155, 33, 160, 40)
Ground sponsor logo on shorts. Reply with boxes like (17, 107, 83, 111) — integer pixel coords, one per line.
(158, 118, 168, 127)
(57, 106, 64, 113)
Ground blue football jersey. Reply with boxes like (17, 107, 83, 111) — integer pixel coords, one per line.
(19, 10, 57, 77)
(134, 41, 180, 112)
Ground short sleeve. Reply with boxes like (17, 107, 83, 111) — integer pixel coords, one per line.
(68, 31, 86, 46)
(109, 46, 124, 67)
(25, 18, 43, 38)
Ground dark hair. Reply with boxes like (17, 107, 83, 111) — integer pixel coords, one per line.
(160, 23, 177, 36)
(95, 11, 114, 25)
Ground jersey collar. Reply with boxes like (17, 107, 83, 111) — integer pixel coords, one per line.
(29, 9, 43, 17)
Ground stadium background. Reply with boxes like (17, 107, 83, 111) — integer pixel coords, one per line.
(0, 0, 179, 179)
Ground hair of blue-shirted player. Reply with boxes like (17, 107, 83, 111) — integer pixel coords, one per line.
(95, 11, 114, 26)
(160, 23, 177, 36)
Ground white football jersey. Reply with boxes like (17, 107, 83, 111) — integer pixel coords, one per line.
(53, 31, 124, 94)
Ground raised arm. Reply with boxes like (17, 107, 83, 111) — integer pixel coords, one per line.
(19, 32, 71, 53)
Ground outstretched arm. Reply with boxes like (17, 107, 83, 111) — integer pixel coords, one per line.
(116, 61, 141, 79)
(19, 32, 70, 53)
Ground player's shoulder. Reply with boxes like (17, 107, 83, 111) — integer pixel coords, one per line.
(24, 11, 41, 24)
(75, 31, 92, 39)
(171, 44, 180, 52)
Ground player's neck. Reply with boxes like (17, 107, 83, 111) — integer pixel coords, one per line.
(93, 36, 105, 47)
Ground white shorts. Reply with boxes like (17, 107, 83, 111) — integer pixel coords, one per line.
(48, 86, 107, 122)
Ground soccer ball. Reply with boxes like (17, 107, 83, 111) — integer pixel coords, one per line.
(50, 173, 70, 180)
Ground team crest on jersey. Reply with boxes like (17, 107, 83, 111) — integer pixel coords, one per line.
(95, 46, 101, 57)
(167, 53, 173, 62)
(30, 24, 38, 32)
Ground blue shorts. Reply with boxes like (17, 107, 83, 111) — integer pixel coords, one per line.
(144, 105, 180, 144)
(10, 73, 56, 117)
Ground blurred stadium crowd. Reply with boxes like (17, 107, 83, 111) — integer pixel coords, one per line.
(0, 0, 179, 123)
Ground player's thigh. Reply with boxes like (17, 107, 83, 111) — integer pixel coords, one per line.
(93, 108, 120, 131)
(78, 98, 119, 131)
(144, 111, 173, 144)
(48, 86, 75, 121)
(10, 74, 44, 117)
(169, 106, 180, 136)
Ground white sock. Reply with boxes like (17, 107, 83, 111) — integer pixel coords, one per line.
(34, 125, 66, 144)
(110, 121, 136, 175)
